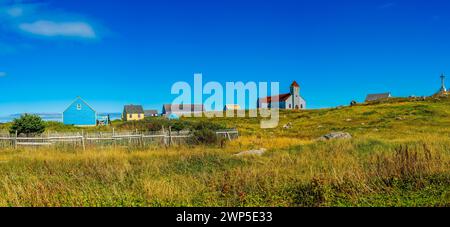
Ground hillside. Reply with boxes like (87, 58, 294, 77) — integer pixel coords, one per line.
(0, 97, 449, 206)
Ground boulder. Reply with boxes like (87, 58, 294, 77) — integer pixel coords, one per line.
(235, 148, 267, 156)
(283, 122, 293, 129)
(318, 132, 352, 141)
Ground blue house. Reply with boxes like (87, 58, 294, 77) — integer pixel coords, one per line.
(63, 97, 97, 126)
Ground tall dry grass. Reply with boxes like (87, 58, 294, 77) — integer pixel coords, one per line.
(0, 136, 448, 207)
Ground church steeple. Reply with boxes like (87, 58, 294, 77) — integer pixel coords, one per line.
(290, 81, 300, 95)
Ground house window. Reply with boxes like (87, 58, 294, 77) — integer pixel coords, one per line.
(129, 114, 132, 118)
(138, 114, 141, 118)
(77, 104, 82, 110)
(289, 104, 292, 108)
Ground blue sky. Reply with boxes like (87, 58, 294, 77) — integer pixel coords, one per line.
(0, 0, 450, 115)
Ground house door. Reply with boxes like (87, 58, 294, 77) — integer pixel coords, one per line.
(295, 105, 299, 109)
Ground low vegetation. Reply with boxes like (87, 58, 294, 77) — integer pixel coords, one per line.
(0, 96, 449, 206)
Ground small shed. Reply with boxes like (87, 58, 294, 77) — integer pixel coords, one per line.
(63, 97, 97, 126)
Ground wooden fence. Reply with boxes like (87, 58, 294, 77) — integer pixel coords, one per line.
(0, 128, 239, 150)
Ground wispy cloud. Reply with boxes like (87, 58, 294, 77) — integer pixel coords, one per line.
(0, 72, 7, 77)
(19, 20, 96, 38)
(0, 1, 103, 40)
(379, 2, 396, 9)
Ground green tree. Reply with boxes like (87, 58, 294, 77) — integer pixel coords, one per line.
(9, 114, 46, 136)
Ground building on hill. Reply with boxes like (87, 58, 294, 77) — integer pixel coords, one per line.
(123, 105, 145, 121)
(365, 93, 392, 102)
(144, 110, 159, 117)
(63, 97, 97, 126)
(162, 104, 204, 117)
(257, 81, 306, 110)
(224, 104, 241, 111)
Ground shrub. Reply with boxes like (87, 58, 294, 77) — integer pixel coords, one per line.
(9, 114, 46, 136)
(188, 121, 226, 145)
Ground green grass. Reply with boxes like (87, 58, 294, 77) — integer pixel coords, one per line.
(0, 96, 449, 207)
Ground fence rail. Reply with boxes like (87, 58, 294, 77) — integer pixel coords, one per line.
(0, 128, 239, 150)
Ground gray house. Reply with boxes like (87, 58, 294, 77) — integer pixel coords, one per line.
(365, 93, 392, 102)
(144, 110, 158, 117)
(162, 104, 204, 117)
(258, 81, 306, 110)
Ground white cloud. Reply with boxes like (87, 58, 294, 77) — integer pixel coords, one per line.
(0, 2, 102, 40)
(19, 20, 96, 39)
(0, 72, 6, 77)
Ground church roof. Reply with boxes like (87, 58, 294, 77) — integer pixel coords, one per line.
(291, 81, 300, 87)
(259, 93, 291, 103)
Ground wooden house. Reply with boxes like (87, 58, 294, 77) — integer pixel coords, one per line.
(63, 97, 97, 126)
(123, 105, 145, 121)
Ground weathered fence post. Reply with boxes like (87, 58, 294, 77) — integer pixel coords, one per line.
(226, 132, 232, 141)
(81, 130, 86, 151)
(14, 130, 18, 149)
(162, 126, 167, 147)
(112, 128, 116, 148)
(168, 126, 172, 147)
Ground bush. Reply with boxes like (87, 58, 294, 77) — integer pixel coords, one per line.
(9, 114, 46, 136)
(189, 121, 226, 145)
(116, 118, 227, 145)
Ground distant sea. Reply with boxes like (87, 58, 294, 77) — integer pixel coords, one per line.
(0, 113, 122, 123)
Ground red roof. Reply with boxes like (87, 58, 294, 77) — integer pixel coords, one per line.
(291, 81, 300, 87)
(258, 93, 291, 103)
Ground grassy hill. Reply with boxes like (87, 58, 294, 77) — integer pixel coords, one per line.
(0, 97, 449, 206)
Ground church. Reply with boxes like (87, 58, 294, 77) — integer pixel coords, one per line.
(257, 81, 306, 110)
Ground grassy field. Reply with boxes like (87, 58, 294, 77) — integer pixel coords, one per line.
(0, 97, 449, 207)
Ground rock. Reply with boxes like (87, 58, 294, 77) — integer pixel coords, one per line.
(283, 122, 293, 129)
(350, 100, 357, 106)
(346, 118, 352, 122)
(235, 148, 267, 156)
(396, 116, 403, 121)
(318, 132, 352, 141)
